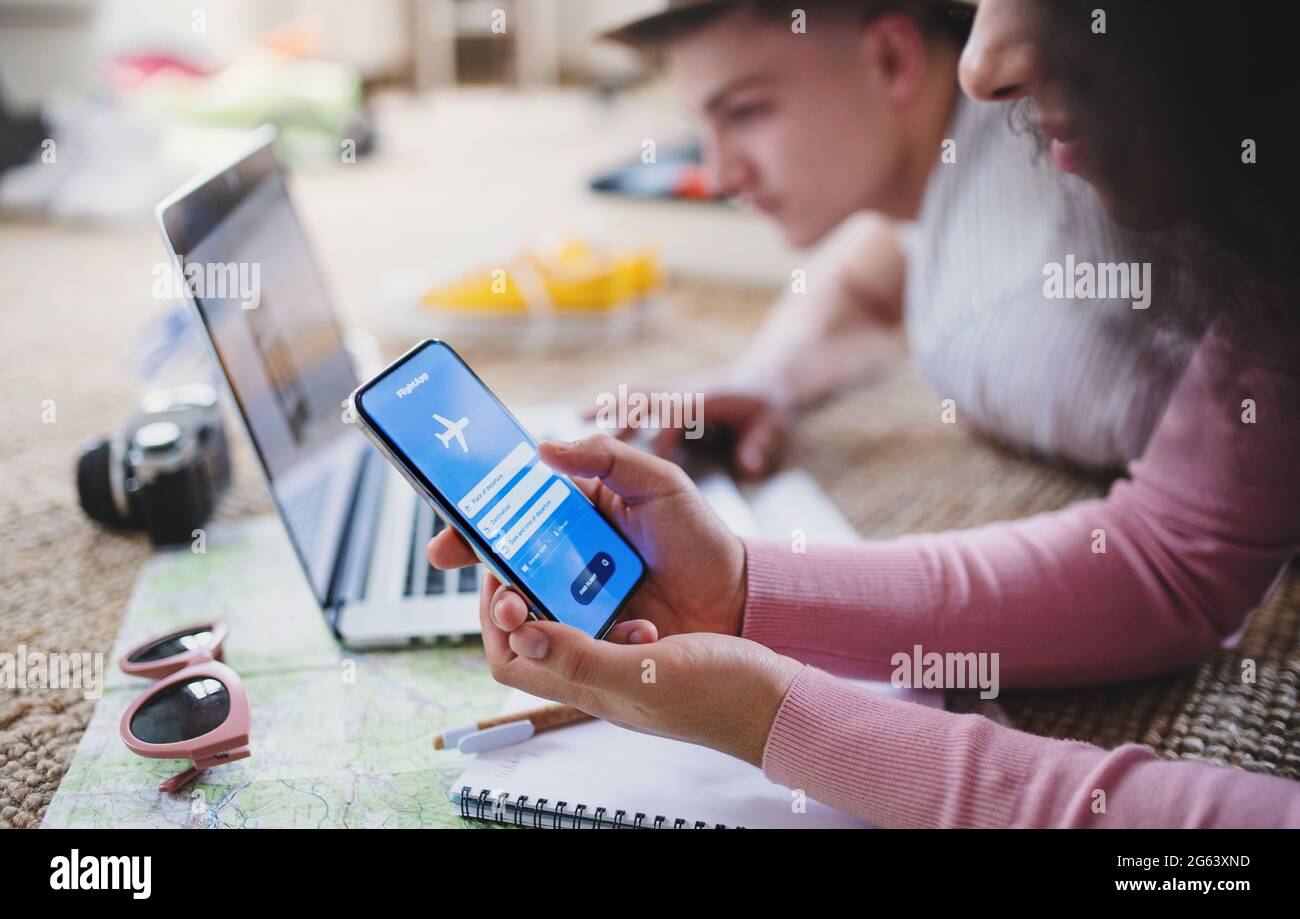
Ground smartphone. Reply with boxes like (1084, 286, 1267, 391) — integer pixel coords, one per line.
(349, 339, 645, 639)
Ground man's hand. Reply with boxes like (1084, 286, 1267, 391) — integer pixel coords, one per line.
(585, 373, 791, 478)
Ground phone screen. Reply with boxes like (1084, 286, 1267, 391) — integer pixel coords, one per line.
(354, 341, 645, 638)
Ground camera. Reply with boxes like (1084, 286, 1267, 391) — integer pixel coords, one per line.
(77, 383, 232, 545)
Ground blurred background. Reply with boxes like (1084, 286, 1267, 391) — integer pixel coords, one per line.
(0, 0, 809, 301)
(2, 0, 825, 555)
(2, 1, 825, 716)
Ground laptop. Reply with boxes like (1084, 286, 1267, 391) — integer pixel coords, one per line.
(156, 127, 859, 649)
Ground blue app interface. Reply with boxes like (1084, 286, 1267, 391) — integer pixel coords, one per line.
(360, 343, 643, 637)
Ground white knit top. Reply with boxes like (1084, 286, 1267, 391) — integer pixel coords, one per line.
(902, 95, 1197, 471)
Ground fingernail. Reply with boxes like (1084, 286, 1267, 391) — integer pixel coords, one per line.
(628, 629, 644, 644)
(489, 598, 504, 629)
(515, 629, 549, 660)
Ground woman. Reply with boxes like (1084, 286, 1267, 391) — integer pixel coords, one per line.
(429, 0, 1300, 827)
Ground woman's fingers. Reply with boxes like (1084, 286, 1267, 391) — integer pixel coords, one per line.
(486, 583, 652, 642)
(477, 571, 513, 663)
(426, 526, 477, 568)
(567, 474, 601, 503)
(506, 619, 642, 696)
(488, 582, 530, 631)
(539, 434, 688, 502)
(605, 619, 659, 645)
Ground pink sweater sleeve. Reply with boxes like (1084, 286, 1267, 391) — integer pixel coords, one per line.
(742, 331, 1300, 687)
(762, 666, 1300, 827)
(740, 329, 1300, 827)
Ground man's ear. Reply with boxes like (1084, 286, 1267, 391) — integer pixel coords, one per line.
(863, 13, 929, 108)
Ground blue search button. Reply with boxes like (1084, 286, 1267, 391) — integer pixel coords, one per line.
(570, 552, 615, 605)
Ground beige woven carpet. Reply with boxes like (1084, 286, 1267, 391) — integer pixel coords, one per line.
(3, 238, 1297, 827)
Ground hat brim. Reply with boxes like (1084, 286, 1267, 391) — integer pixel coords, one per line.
(600, 0, 976, 48)
(601, 0, 734, 48)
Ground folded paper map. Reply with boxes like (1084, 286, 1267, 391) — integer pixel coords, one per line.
(43, 516, 510, 829)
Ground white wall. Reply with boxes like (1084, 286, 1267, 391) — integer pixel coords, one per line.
(0, 0, 662, 110)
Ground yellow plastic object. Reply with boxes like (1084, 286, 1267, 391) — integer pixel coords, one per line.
(421, 240, 661, 315)
(422, 269, 529, 312)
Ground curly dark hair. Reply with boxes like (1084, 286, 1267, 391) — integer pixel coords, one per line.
(1026, 0, 1298, 346)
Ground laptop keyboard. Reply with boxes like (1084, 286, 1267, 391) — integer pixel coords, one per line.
(281, 469, 329, 562)
(404, 499, 480, 598)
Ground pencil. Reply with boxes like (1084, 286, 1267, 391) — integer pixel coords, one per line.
(434, 703, 592, 749)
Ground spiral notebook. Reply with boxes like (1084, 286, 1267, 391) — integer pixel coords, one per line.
(451, 682, 943, 829)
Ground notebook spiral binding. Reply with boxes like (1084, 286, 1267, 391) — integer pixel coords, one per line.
(459, 785, 738, 829)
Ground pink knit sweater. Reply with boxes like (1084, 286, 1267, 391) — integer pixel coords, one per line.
(740, 328, 1300, 827)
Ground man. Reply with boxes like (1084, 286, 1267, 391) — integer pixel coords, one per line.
(600, 0, 1193, 476)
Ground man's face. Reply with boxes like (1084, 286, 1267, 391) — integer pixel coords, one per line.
(666, 8, 907, 246)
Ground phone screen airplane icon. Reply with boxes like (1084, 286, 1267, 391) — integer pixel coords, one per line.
(433, 413, 470, 452)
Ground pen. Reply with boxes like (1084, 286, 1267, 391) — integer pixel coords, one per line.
(434, 703, 592, 753)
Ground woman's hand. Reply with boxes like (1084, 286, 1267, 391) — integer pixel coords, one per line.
(427, 433, 748, 637)
(475, 569, 804, 766)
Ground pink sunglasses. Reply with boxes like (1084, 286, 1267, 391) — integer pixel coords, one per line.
(118, 620, 251, 792)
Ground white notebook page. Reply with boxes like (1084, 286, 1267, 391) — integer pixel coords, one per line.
(452, 682, 942, 829)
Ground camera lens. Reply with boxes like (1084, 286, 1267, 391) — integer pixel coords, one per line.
(76, 438, 128, 527)
(134, 421, 182, 452)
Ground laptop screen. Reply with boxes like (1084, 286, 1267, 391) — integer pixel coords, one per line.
(160, 137, 362, 604)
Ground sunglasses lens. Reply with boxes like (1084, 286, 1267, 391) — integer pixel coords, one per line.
(129, 678, 231, 744)
(127, 627, 216, 663)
